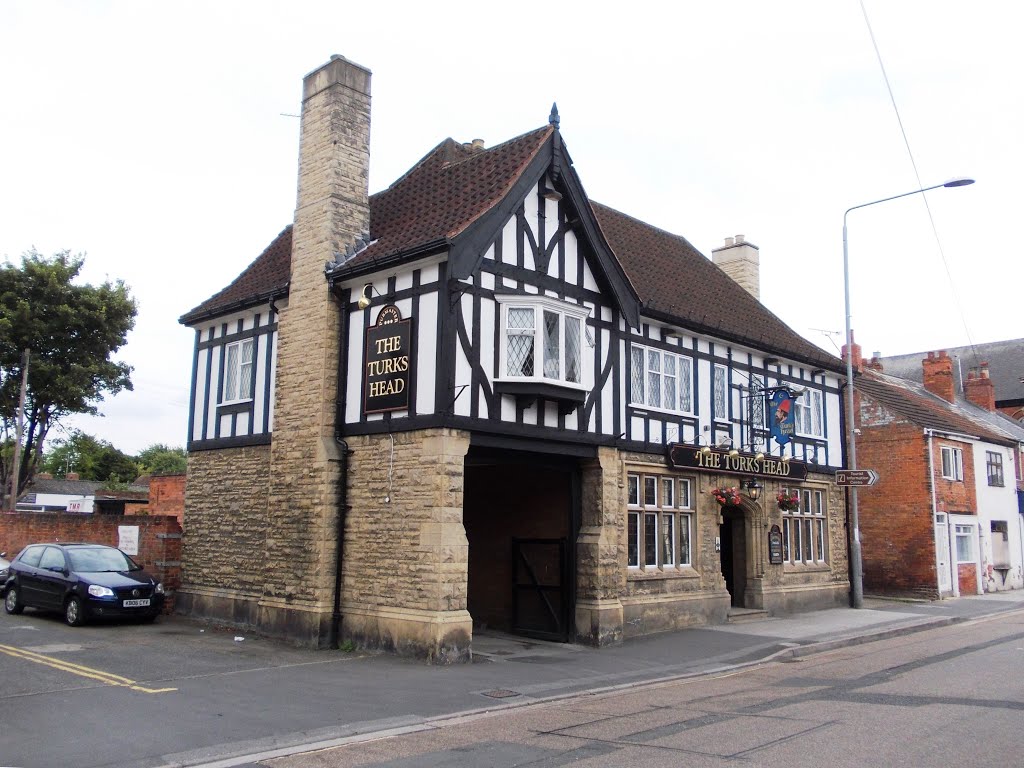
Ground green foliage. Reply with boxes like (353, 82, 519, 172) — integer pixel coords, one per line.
(42, 430, 139, 483)
(136, 443, 187, 475)
(1, 250, 137, 496)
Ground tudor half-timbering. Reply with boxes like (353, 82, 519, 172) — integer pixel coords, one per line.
(179, 56, 850, 659)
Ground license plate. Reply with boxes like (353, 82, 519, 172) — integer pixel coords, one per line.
(122, 598, 151, 608)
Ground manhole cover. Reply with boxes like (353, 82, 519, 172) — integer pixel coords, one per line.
(481, 688, 521, 699)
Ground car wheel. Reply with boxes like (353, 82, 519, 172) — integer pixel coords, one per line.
(65, 596, 85, 627)
(4, 586, 24, 615)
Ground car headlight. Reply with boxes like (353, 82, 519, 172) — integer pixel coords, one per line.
(155, 582, 165, 594)
(88, 585, 115, 598)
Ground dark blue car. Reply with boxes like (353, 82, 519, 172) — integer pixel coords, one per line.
(3, 543, 165, 626)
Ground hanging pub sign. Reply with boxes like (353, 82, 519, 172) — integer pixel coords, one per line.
(666, 443, 809, 481)
(768, 387, 798, 447)
(363, 304, 413, 414)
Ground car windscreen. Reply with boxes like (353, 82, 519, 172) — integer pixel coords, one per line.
(67, 548, 140, 573)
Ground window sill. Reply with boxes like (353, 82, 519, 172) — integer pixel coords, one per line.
(627, 566, 700, 581)
(783, 563, 831, 573)
(217, 400, 254, 415)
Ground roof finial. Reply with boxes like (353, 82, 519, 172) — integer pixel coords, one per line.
(549, 102, 560, 129)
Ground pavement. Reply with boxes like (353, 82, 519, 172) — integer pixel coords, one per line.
(187, 590, 1024, 768)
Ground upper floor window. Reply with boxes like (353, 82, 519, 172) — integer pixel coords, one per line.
(713, 365, 728, 419)
(223, 339, 254, 402)
(496, 296, 589, 388)
(986, 451, 1004, 487)
(940, 446, 964, 481)
(794, 389, 823, 438)
(630, 344, 694, 414)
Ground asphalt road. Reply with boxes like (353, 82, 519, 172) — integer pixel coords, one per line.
(265, 610, 1024, 767)
(2, 599, 1022, 768)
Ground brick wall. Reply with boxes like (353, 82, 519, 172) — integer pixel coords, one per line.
(148, 474, 185, 524)
(0, 513, 182, 612)
(855, 420, 937, 597)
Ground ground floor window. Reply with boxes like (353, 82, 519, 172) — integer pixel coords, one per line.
(781, 487, 828, 565)
(955, 524, 975, 562)
(627, 472, 693, 570)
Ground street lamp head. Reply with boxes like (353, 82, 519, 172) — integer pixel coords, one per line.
(942, 177, 975, 188)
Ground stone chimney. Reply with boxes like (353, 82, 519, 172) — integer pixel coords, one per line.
(66, 472, 80, 481)
(712, 234, 760, 300)
(841, 330, 864, 373)
(922, 351, 956, 402)
(265, 55, 372, 647)
(964, 361, 996, 411)
(36, 472, 53, 480)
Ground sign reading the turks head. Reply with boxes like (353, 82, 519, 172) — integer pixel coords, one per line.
(364, 305, 413, 414)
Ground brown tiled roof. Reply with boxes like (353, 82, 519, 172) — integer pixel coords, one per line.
(180, 124, 839, 373)
(179, 225, 293, 324)
(856, 370, 1015, 445)
(181, 127, 554, 323)
(593, 203, 842, 371)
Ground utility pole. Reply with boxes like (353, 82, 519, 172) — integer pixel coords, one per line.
(7, 349, 29, 510)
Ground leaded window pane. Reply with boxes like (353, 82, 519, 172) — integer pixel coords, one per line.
(627, 474, 639, 506)
(648, 350, 662, 408)
(224, 344, 239, 401)
(713, 366, 727, 417)
(644, 513, 658, 567)
(661, 514, 674, 566)
(628, 513, 639, 567)
(783, 518, 791, 562)
(643, 476, 657, 506)
(661, 478, 674, 507)
(239, 340, 254, 399)
(679, 357, 693, 413)
(679, 514, 691, 565)
(507, 307, 534, 330)
(802, 519, 813, 561)
(630, 347, 645, 404)
(507, 334, 534, 376)
(679, 479, 691, 509)
(565, 316, 581, 383)
(543, 310, 560, 379)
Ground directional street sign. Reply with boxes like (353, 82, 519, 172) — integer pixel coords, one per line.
(835, 469, 879, 487)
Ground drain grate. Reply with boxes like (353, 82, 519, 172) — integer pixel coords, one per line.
(481, 688, 521, 699)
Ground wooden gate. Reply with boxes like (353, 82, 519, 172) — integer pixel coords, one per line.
(512, 538, 569, 641)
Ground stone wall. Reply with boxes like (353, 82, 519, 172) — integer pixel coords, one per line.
(341, 428, 472, 662)
(177, 445, 271, 625)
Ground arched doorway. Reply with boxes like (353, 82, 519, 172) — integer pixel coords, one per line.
(719, 505, 747, 608)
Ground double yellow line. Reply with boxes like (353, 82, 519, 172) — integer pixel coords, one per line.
(0, 643, 177, 694)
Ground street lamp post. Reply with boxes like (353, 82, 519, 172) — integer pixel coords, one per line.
(843, 177, 974, 609)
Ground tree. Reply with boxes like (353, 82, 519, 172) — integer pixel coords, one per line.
(40, 430, 139, 483)
(1, 250, 136, 502)
(136, 443, 187, 475)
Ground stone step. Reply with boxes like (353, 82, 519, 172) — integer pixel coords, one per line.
(727, 608, 770, 624)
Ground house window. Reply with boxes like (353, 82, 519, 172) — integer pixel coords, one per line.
(629, 344, 694, 414)
(986, 451, 1004, 487)
(223, 339, 254, 402)
(781, 487, 828, 565)
(627, 473, 693, 570)
(941, 446, 964, 481)
(955, 524, 974, 563)
(713, 365, 727, 419)
(497, 296, 589, 387)
(795, 389, 823, 438)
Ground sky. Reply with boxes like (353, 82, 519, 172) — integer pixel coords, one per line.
(1, 1, 1021, 455)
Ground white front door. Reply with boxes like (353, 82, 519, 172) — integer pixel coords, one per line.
(935, 513, 951, 593)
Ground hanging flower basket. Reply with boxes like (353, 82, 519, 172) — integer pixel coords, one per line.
(710, 486, 741, 507)
(776, 491, 800, 512)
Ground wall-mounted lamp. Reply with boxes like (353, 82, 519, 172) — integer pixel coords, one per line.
(357, 283, 381, 310)
(741, 478, 762, 501)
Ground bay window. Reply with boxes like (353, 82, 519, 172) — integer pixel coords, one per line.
(497, 296, 589, 388)
(223, 338, 254, 402)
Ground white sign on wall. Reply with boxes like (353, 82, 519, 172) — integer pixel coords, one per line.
(67, 499, 83, 512)
(118, 525, 140, 556)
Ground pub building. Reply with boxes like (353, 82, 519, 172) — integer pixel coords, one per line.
(178, 56, 850, 660)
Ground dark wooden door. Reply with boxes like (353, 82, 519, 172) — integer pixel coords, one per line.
(512, 538, 569, 641)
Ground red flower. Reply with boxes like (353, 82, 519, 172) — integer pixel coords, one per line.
(710, 486, 741, 506)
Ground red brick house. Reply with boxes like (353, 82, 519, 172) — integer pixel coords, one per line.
(852, 347, 1023, 599)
